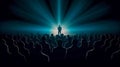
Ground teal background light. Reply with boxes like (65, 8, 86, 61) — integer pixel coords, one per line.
(57, 0, 61, 25)
(0, 0, 120, 34)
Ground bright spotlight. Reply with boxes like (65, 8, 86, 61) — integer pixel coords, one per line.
(51, 24, 68, 35)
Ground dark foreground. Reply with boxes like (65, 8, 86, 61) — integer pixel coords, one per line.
(0, 33, 120, 66)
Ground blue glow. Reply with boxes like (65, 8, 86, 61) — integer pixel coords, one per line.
(0, 0, 120, 35)
(64, 0, 93, 25)
(0, 21, 51, 34)
(57, 0, 61, 25)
